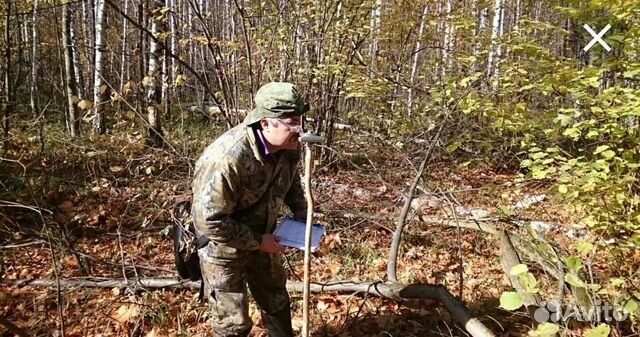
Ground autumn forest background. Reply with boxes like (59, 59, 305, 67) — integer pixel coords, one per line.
(1, 0, 639, 336)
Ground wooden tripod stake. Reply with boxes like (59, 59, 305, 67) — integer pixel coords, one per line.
(299, 133, 324, 337)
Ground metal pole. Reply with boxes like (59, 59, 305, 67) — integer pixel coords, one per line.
(302, 142, 313, 337)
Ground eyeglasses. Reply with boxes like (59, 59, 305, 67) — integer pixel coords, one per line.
(274, 118, 304, 133)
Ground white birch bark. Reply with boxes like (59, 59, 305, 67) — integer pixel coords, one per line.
(120, 0, 130, 95)
(473, 5, 488, 73)
(441, 0, 453, 80)
(369, 0, 382, 72)
(63, 3, 80, 137)
(92, 0, 106, 134)
(147, 0, 165, 146)
(3, 0, 11, 135)
(408, 4, 428, 116)
(70, 17, 85, 100)
(169, 0, 177, 89)
(486, 0, 503, 81)
(30, 0, 39, 118)
(514, 0, 520, 28)
(161, 0, 169, 103)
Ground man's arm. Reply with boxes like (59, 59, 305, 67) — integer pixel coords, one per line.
(284, 169, 307, 220)
(194, 166, 262, 251)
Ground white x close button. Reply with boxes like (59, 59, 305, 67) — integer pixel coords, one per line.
(583, 24, 612, 52)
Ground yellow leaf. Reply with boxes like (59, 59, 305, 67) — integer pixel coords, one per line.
(112, 304, 140, 324)
(142, 76, 153, 87)
(123, 81, 135, 95)
(175, 74, 187, 87)
(111, 91, 122, 102)
(111, 287, 121, 297)
(194, 36, 209, 45)
(77, 100, 93, 110)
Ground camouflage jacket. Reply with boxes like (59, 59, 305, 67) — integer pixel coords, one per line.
(191, 123, 306, 257)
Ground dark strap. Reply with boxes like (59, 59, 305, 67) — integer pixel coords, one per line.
(198, 279, 205, 302)
(195, 234, 210, 249)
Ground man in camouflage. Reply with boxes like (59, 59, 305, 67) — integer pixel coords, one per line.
(192, 82, 308, 337)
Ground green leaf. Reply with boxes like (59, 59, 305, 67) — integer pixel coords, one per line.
(555, 114, 572, 127)
(529, 323, 560, 337)
(558, 184, 568, 194)
(609, 278, 625, 287)
(510, 264, 529, 276)
(565, 274, 587, 288)
(518, 272, 540, 294)
(563, 127, 580, 139)
(584, 324, 611, 337)
(600, 150, 616, 159)
(447, 142, 461, 153)
(500, 206, 514, 216)
(576, 241, 594, 254)
(624, 299, 638, 314)
(623, 69, 640, 78)
(530, 152, 548, 160)
(563, 256, 583, 272)
(594, 145, 609, 154)
(499, 292, 524, 311)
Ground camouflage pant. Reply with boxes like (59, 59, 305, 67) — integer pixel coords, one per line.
(198, 243, 293, 337)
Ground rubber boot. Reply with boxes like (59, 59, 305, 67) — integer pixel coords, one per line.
(261, 307, 294, 337)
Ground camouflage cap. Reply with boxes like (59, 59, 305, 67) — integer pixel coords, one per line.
(243, 82, 309, 125)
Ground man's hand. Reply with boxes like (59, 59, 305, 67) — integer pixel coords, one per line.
(293, 209, 307, 221)
(258, 234, 286, 253)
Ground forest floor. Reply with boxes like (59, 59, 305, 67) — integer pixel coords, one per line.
(0, 118, 634, 337)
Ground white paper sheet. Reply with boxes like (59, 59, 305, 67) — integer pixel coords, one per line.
(273, 217, 325, 252)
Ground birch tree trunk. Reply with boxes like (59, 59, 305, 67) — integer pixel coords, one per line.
(369, 0, 382, 73)
(120, 0, 130, 96)
(163, 0, 172, 117)
(70, 15, 85, 101)
(408, 4, 428, 116)
(138, 1, 146, 113)
(3, 0, 12, 139)
(441, 0, 453, 80)
(487, 0, 503, 82)
(473, 5, 488, 73)
(146, 0, 165, 146)
(84, 0, 96, 93)
(92, 0, 107, 134)
(63, 3, 80, 137)
(30, 0, 39, 119)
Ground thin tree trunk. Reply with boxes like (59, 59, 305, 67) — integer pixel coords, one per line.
(92, 0, 107, 134)
(487, 0, 503, 81)
(70, 14, 85, 101)
(138, 1, 145, 113)
(3, 0, 12, 140)
(234, 0, 255, 97)
(84, 0, 96, 93)
(408, 4, 428, 116)
(146, 0, 165, 146)
(441, 0, 453, 80)
(30, 0, 39, 119)
(169, 0, 177, 100)
(369, 0, 382, 73)
(63, 3, 80, 137)
(473, 6, 488, 73)
(120, 0, 130, 96)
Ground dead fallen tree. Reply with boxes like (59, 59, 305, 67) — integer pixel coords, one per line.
(5, 278, 495, 337)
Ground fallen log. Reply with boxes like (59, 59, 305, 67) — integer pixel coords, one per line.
(5, 278, 496, 337)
